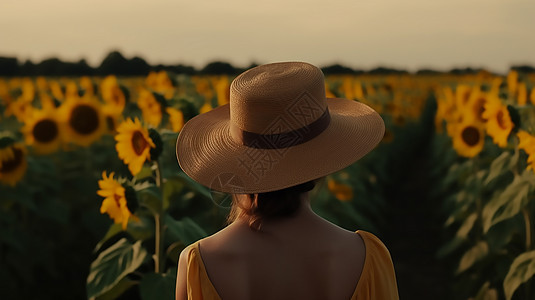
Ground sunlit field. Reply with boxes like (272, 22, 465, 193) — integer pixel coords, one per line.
(1, 69, 535, 299)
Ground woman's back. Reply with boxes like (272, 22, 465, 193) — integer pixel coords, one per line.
(175, 62, 398, 300)
(196, 211, 366, 300)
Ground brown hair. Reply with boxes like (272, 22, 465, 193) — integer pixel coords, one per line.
(228, 180, 316, 230)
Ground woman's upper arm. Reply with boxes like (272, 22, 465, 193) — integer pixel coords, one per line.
(175, 247, 189, 300)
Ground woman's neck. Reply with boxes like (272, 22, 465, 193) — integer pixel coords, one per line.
(234, 193, 322, 232)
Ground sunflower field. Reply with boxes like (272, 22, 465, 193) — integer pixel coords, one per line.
(1, 69, 535, 299)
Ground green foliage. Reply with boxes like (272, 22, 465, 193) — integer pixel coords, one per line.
(164, 216, 207, 246)
(504, 250, 535, 300)
(482, 170, 535, 233)
(139, 272, 176, 300)
(457, 241, 489, 274)
(434, 91, 535, 299)
(87, 238, 149, 299)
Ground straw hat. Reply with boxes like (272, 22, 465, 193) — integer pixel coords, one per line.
(176, 62, 385, 194)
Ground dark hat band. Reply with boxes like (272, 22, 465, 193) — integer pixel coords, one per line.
(230, 109, 331, 149)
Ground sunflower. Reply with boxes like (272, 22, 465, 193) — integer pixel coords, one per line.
(35, 76, 47, 91)
(366, 84, 377, 97)
(342, 77, 355, 100)
(155, 71, 175, 99)
(200, 101, 212, 114)
(435, 87, 456, 133)
(49, 80, 65, 101)
(0, 142, 27, 186)
(324, 83, 336, 98)
(530, 87, 535, 105)
(137, 89, 163, 127)
(166, 107, 184, 132)
(100, 75, 126, 111)
(65, 81, 79, 99)
(517, 130, 535, 171)
(455, 84, 473, 109)
(58, 96, 106, 147)
(101, 103, 123, 134)
(193, 77, 214, 103)
(451, 119, 485, 158)
(464, 89, 488, 123)
(21, 106, 62, 155)
(115, 118, 155, 175)
(97, 171, 132, 230)
(482, 96, 513, 148)
(516, 82, 527, 105)
(145, 71, 158, 88)
(489, 77, 502, 96)
(327, 178, 353, 202)
(20, 78, 35, 102)
(39, 92, 57, 111)
(4, 97, 33, 122)
(80, 76, 95, 97)
(0, 79, 12, 105)
(353, 81, 365, 99)
(215, 76, 230, 106)
(507, 70, 518, 97)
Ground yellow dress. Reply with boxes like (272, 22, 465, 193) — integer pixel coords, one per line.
(184, 230, 399, 300)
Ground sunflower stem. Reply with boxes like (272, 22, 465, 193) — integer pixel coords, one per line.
(523, 204, 533, 299)
(523, 206, 532, 251)
(473, 156, 483, 241)
(513, 137, 519, 177)
(153, 159, 164, 273)
(154, 212, 162, 273)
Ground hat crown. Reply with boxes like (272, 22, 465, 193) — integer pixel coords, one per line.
(229, 62, 327, 135)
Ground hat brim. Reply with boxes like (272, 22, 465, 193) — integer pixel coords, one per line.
(176, 98, 385, 194)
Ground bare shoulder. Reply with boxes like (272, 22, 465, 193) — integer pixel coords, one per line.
(313, 217, 366, 249)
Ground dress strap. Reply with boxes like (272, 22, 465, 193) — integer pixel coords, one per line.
(185, 242, 222, 300)
(352, 231, 399, 300)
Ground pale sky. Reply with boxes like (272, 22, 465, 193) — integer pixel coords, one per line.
(1, 0, 534, 73)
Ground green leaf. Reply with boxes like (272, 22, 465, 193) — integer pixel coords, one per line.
(87, 238, 149, 299)
(473, 281, 498, 300)
(139, 273, 176, 300)
(482, 171, 533, 233)
(484, 151, 518, 185)
(126, 216, 155, 241)
(134, 165, 154, 181)
(176, 172, 211, 200)
(456, 212, 478, 239)
(94, 277, 137, 300)
(437, 237, 464, 258)
(504, 250, 535, 300)
(138, 185, 162, 214)
(94, 223, 122, 252)
(163, 177, 185, 210)
(164, 215, 207, 246)
(457, 240, 488, 274)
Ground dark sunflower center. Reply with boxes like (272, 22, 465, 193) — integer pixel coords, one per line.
(33, 119, 58, 143)
(496, 110, 508, 130)
(0, 148, 23, 173)
(114, 194, 122, 207)
(461, 126, 480, 147)
(69, 104, 99, 135)
(131, 131, 148, 155)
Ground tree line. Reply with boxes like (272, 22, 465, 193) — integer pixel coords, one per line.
(0, 51, 533, 76)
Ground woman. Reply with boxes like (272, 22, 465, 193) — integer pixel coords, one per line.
(175, 62, 399, 300)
